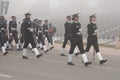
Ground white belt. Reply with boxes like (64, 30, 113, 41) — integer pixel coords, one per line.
(45, 30, 48, 32)
(38, 31, 42, 33)
(76, 32, 82, 35)
(1, 28, 5, 30)
(11, 28, 16, 30)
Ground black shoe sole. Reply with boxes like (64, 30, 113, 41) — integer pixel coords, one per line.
(100, 59, 108, 65)
(85, 62, 92, 66)
(68, 62, 75, 66)
(22, 56, 29, 59)
(44, 50, 49, 53)
(3, 52, 8, 56)
(60, 54, 66, 56)
(37, 54, 43, 58)
(50, 47, 54, 50)
(75, 53, 80, 56)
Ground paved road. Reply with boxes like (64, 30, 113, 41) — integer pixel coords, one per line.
(0, 44, 120, 80)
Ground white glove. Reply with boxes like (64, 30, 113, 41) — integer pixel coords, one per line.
(76, 32, 82, 35)
(93, 33, 97, 36)
(93, 29, 98, 36)
(94, 29, 98, 33)
(10, 33, 12, 36)
(36, 36, 38, 40)
(45, 30, 48, 32)
(43, 35, 45, 37)
(38, 30, 42, 33)
(28, 28, 34, 32)
(79, 29, 82, 32)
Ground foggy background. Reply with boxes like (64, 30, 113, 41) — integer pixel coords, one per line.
(4, 0, 120, 37)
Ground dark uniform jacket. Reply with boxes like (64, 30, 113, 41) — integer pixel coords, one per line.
(0, 19, 7, 30)
(43, 24, 49, 36)
(71, 21, 82, 38)
(43, 24, 48, 33)
(21, 18, 33, 36)
(87, 22, 97, 36)
(9, 20, 17, 33)
(64, 21, 72, 35)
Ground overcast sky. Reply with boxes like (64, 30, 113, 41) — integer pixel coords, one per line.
(3, 0, 120, 33)
(6, 0, 120, 19)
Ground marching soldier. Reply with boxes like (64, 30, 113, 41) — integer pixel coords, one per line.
(61, 16, 79, 56)
(60, 16, 72, 56)
(0, 16, 8, 55)
(85, 15, 107, 65)
(0, 16, 9, 49)
(37, 20, 49, 53)
(8, 16, 20, 50)
(48, 23, 54, 46)
(21, 13, 43, 59)
(68, 14, 92, 66)
(43, 20, 54, 49)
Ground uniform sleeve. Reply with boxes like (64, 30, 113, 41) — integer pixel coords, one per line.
(43, 24, 48, 32)
(4, 20, 7, 30)
(21, 21, 27, 35)
(9, 21, 12, 33)
(43, 24, 45, 32)
(64, 22, 67, 33)
(87, 24, 93, 35)
(94, 25, 98, 33)
(71, 23, 77, 35)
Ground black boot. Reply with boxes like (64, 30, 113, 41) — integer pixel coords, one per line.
(40, 47, 44, 50)
(23, 56, 28, 59)
(75, 52, 80, 56)
(36, 54, 43, 58)
(50, 47, 54, 50)
(3, 52, 8, 56)
(44, 49, 49, 53)
(9, 48, 13, 51)
(84, 61, 92, 66)
(100, 59, 107, 65)
(60, 53, 66, 56)
(68, 62, 75, 66)
(17, 49, 21, 51)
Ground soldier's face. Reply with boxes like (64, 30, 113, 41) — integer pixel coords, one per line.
(75, 17, 79, 21)
(45, 21, 48, 24)
(67, 17, 71, 21)
(27, 15, 31, 19)
(12, 17, 16, 21)
(39, 21, 42, 24)
(0, 17, 4, 20)
(92, 17, 96, 22)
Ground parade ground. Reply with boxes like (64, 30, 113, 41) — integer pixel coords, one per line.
(0, 43, 120, 80)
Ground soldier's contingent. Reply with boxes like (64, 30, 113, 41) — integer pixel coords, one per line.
(85, 15, 107, 65)
(0, 12, 107, 67)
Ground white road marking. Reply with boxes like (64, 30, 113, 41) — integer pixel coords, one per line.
(0, 73, 13, 78)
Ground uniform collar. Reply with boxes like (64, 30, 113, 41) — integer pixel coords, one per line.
(73, 21, 78, 23)
(91, 21, 96, 24)
(67, 20, 72, 23)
